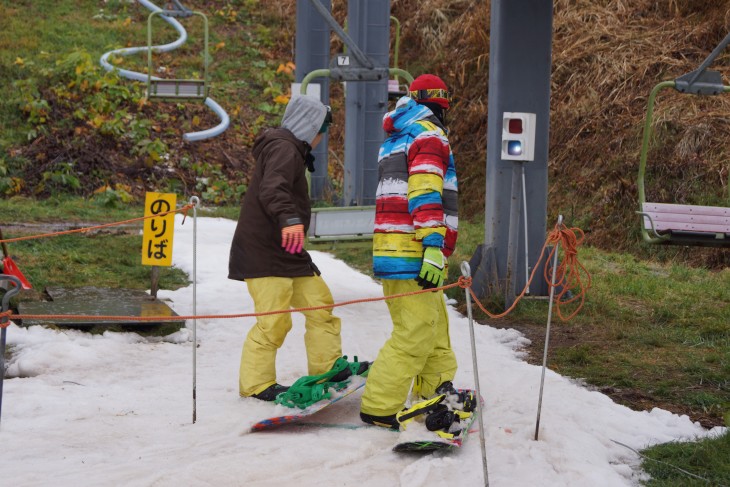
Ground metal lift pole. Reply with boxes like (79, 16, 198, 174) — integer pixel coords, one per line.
(470, 0, 553, 305)
(296, 0, 332, 200)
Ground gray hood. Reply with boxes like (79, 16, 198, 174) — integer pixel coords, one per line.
(280, 95, 327, 145)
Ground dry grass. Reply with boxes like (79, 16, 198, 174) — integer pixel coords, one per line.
(388, 0, 730, 268)
(269, 0, 729, 267)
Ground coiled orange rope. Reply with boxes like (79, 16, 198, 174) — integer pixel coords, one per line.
(467, 221, 590, 321)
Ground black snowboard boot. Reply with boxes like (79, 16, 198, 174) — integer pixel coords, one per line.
(435, 381, 477, 412)
(395, 394, 447, 429)
(425, 404, 458, 432)
(329, 359, 372, 383)
(251, 383, 289, 402)
(424, 403, 471, 440)
(360, 411, 399, 430)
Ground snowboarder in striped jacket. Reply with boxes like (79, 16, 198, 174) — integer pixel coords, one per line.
(360, 74, 464, 429)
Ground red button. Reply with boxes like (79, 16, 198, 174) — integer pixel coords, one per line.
(508, 118, 523, 134)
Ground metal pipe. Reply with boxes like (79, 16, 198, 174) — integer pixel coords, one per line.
(460, 262, 490, 486)
(190, 195, 199, 423)
(169, 0, 193, 16)
(389, 68, 413, 85)
(534, 214, 563, 441)
(102, 0, 187, 77)
(683, 30, 730, 87)
(521, 163, 530, 294)
(390, 16, 401, 70)
(637, 81, 674, 207)
(99, 0, 229, 142)
(301, 68, 412, 95)
(184, 98, 230, 142)
(300, 69, 331, 94)
(504, 164, 522, 308)
(637, 81, 674, 244)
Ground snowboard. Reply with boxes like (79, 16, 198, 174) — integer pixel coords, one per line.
(250, 375, 366, 432)
(393, 390, 482, 453)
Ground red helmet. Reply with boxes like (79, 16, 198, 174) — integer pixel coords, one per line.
(408, 74, 452, 109)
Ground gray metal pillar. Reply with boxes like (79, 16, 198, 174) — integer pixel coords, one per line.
(295, 0, 331, 201)
(471, 0, 554, 306)
(344, 0, 390, 206)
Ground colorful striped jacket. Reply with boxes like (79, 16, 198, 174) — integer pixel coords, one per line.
(373, 96, 458, 280)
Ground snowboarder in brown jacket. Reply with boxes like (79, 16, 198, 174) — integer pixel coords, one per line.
(229, 95, 358, 401)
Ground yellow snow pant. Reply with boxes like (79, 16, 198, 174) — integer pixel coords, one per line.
(239, 275, 342, 397)
(360, 279, 457, 417)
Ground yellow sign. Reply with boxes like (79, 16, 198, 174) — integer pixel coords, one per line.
(142, 192, 177, 266)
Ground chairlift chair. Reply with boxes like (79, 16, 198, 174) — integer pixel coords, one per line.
(637, 35, 730, 248)
(147, 8, 209, 102)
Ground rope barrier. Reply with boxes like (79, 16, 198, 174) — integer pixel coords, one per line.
(0, 204, 194, 245)
(0, 280, 466, 327)
(0, 216, 588, 328)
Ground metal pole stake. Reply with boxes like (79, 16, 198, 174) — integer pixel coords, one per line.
(534, 215, 563, 440)
(461, 262, 490, 486)
(521, 163, 530, 295)
(190, 196, 199, 424)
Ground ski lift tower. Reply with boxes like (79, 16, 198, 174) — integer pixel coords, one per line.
(296, 0, 399, 206)
(470, 0, 554, 307)
(295, 0, 332, 200)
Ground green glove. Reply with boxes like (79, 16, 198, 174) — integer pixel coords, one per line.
(415, 247, 446, 289)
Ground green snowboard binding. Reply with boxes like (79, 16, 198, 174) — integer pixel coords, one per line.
(275, 356, 369, 409)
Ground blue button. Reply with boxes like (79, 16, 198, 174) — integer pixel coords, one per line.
(507, 140, 523, 156)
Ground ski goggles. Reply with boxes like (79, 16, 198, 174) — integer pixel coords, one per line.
(408, 88, 452, 104)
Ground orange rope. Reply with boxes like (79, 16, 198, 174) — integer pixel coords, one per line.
(544, 224, 591, 321)
(0, 221, 589, 327)
(0, 204, 194, 244)
(0, 280, 467, 327)
(467, 221, 590, 321)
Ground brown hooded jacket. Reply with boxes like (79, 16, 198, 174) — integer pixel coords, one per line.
(228, 127, 320, 280)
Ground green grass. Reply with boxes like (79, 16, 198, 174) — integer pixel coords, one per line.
(0, 0, 142, 147)
(309, 239, 373, 275)
(0, 196, 238, 296)
(15, 232, 189, 292)
(443, 221, 729, 484)
(0, 0, 293, 207)
(639, 431, 730, 486)
(0, 199, 185, 296)
(0, 0, 286, 153)
(0, 195, 238, 222)
(0, 195, 141, 223)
